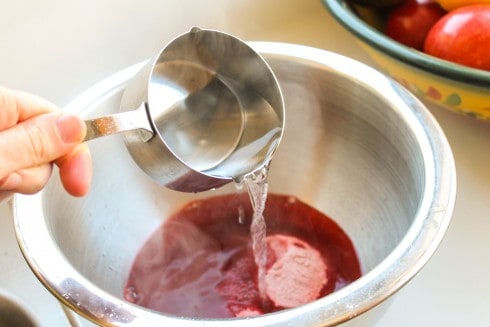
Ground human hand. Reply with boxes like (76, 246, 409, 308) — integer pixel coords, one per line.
(0, 86, 92, 202)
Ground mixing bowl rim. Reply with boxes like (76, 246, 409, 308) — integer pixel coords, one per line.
(12, 41, 456, 326)
(322, 0, 490, 87)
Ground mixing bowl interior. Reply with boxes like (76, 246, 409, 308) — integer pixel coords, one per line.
(42, 50, 425, 303)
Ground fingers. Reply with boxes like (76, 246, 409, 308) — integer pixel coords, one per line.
(0, 86, 92, 197)
(0, 112, 86, 179)
(0, 144, 93, 197)
(56, 143, 93, 197)
(0, 86, 57, 130)
(0, 164, 53, 194)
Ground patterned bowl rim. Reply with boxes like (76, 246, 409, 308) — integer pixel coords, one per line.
(322, 0, 490, 87)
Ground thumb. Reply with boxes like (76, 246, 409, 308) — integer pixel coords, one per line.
(0, 113, 86, 178)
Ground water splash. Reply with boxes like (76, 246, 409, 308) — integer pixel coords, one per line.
(242, 166, 269, 305)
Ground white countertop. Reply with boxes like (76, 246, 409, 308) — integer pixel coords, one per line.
(1, 0, 489, 326)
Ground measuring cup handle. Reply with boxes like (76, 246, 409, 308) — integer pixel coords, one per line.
(83, 103, 154, 142)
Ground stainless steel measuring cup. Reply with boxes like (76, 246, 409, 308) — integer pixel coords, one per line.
(83, 28, 285, 192)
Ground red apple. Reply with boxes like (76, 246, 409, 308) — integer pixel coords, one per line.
(424, 4, 490, 71)
(384, 0, 447, 50)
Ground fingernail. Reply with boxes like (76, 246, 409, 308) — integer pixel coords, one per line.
(56, 114, 85, 143)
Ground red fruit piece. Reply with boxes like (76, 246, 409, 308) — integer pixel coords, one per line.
(424, 4, 490, 71)
(385, 0, 446, 50)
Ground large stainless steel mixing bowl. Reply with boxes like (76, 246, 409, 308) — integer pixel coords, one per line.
(13, 42, 456, 326)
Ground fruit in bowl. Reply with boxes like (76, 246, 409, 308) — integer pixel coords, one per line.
(323, 0, 490, 120)
(382, 0, 490, 71)
(384, 0, 446, 51)
(424, 4, 490, 71)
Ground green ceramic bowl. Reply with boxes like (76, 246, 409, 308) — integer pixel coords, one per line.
(322, 0, 490, 120)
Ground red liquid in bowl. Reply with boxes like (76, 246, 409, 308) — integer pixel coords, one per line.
(124, 193, 361, 318)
